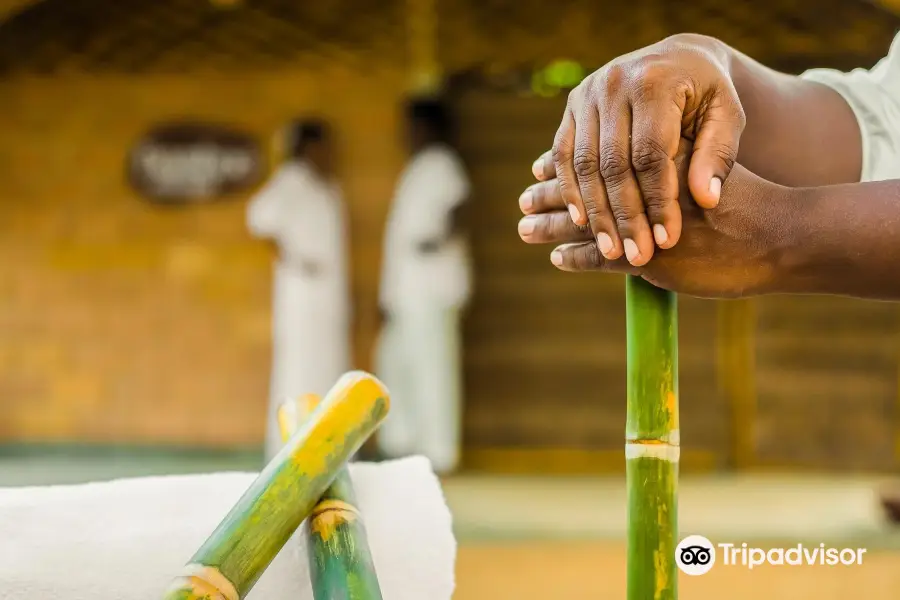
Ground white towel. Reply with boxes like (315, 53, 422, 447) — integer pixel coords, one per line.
(0, 457, 455, 600)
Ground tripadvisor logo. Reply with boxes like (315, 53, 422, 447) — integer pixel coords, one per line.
(676, 535, 716, 575)
(675, 535, 867, 574)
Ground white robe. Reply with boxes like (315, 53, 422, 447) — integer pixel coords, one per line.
(247, 161, 351, 460)
(375, 145, 471, 474)
(801, 33, 900, 181)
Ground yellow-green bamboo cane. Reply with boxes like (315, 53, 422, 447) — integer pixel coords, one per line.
(625, 276, 679, 600)
(279, 393, 384, 600)
(163, 371, 390, 600)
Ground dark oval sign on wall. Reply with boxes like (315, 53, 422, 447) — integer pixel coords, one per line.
(128, 121, 265, 204)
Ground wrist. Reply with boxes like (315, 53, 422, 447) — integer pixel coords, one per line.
(766, 187, 823, 295)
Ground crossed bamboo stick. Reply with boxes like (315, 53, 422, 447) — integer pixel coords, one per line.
(162, 276, 678, 600)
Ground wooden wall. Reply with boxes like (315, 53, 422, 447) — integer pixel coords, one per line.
(0, 68, 406, 447)
(453, 85, 900, 473)
(755, 296, 899, 470)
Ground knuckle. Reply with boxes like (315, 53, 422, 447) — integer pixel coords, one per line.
(611, 199, 645, 227)
(631, 76, 660, 105)
(530, 182, 545, 206)
(636, 179, 672, 212)
(614, 211, 642, 234)
(598, 143, 632, 182)
(603, 64, 626, 97)
(550, 212, 571, 238)
(573, 244, 602, 271)
(573, 145, 600, 178)
(643, 190, 671, 212)
(707, 141, 737, 171)
(551, 134, 572, 163)
(630, 59, 668, 93)
(556, 176, 580, 200)
(584, 202, 609, 223)
(631, 137, 668, 175)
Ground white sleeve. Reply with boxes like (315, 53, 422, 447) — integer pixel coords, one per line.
(800, 35, 900, 182)
(246, 169, 290, 239)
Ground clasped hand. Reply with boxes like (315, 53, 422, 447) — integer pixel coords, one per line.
(517, 34, 795, 299)
(518, 137, 793, 299)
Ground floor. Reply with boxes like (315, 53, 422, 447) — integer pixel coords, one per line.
(442, 473, 900, 546)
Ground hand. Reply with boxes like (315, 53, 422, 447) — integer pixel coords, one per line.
(519, 141, 792, 299)
(533, 33, 745, 267)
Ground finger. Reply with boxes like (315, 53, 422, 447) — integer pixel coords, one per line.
(630, 82, 683, 249)
(574, 102, 623, 260)
(518, 211, 592, 245)
(552, 106, 589, 226)
(599, 102, 654, 267)
(531, 149, 556, 182)
(519, 179, 564, 214)
(687, 84, 744, 209)
(549, 242, 637, 274)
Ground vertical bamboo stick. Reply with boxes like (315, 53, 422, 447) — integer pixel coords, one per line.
(278, 394, 384, 600)
(625, 276, 679, 600)
(163, 371, 390, 600)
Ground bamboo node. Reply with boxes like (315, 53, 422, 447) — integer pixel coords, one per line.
(173, 564, 240, 600)
(309, 500, 361, 542)
(311, 499, 361, 518)
(625, 430, 680, 446)
(624, 442, 680, 462)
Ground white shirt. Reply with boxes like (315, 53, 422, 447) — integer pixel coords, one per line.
(247, 160, 349, 318)
(802, 33, 900, 181)
(380, 144, 472, 313)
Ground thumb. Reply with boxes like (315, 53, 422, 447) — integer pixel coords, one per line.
(687, 88, 744, 209)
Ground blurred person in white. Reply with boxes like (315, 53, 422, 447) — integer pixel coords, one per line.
(376, 97, 471, 475)
(247, 120, 350, 461)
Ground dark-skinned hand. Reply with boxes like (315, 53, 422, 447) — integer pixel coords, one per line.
(534, 34, 745, 267)
(518, 140, 792, 299)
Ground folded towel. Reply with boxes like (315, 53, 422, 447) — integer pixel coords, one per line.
(0, 456, 455, 600)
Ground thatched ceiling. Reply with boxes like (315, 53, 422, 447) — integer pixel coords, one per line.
(0, 0, 405, 73)
(0, 0, 897, 75)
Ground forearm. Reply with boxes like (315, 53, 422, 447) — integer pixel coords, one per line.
(724, 42, 863, 186)
(776, 179, 900, 300)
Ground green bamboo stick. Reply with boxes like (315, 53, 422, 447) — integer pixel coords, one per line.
(279, 393, 384, 600)
(625, 276, 679, 600)
(163, 371, 390, 600)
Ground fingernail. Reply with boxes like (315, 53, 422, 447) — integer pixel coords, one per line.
(550, 250, 563, 266)
(567, 203, 581, 223)
(532, 159, 544, 180)
(517, 216, 537, 237)
(597, 233, 613, 256)
(653, 224, 668, 246)
(709, 176, 722, 203)
(519, 190, 534, 212)
(623, 239, 640, 263)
